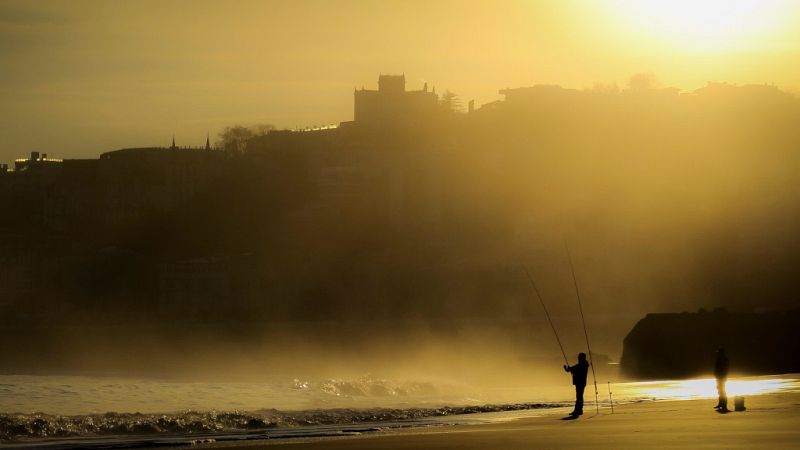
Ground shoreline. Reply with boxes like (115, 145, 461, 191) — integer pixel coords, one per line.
(3, 374, 798, 449)
(196, 392, 800, 450)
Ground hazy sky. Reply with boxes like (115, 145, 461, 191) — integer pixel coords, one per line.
(2, 0, 799, 162)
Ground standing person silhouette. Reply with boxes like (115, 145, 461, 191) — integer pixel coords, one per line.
(714, 347, 730, 412)
(564, 352, 590, 416)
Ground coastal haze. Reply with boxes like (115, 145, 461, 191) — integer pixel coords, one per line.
(3, 0, 800, 161)
(1, 0, 800, 447)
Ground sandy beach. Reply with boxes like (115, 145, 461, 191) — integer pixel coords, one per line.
(203, 392, 800, 450)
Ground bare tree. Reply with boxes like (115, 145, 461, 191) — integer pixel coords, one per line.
(217, 124, 274, 154)
(627, 73, 659, 91)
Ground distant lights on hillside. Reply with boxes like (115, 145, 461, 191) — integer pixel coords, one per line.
(293, 124, 339, 132)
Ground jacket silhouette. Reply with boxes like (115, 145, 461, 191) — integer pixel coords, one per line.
(564, 352, 590, 416)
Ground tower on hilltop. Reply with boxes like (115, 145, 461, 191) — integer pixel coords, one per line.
(353, 74, 437, 125)
(378, 74, 405, 94)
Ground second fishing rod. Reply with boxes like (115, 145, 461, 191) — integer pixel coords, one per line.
(522, 243, 601, 415)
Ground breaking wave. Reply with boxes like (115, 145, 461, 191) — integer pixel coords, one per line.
(0, 373, 572, 446)
(315, 377, 441, 398)
(0, 403, 562, 442)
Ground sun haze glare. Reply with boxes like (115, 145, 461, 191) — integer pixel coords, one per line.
(607, 0, 793, 50)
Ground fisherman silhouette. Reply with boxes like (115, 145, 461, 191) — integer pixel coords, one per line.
(564, 352, 590, 416)
(714, 347, 730, 412)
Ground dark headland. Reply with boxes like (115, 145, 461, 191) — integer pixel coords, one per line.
(621, 309, 800, 379)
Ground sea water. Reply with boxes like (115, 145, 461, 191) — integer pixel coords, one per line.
(1, 373, 797, 448)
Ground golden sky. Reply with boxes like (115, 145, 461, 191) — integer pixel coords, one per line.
(1, 0, 799, 161)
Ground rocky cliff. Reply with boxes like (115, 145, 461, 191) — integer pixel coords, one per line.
(621, 309, 800, 379)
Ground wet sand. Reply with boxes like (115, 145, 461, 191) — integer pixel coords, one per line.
(203, 392, 800, 449)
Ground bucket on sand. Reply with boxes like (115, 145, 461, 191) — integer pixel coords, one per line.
(734, 396, 746, 411)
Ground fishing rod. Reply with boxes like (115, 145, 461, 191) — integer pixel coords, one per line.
(565, 242, 600, 415)
(523, 266, 569, 366)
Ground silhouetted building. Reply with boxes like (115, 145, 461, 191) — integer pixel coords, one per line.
(0, 152, 65, 230)
(353, 74, 438, 125)
(13, 151, 63, 172)
(96, 146, 225, 226)
(498, 85, 581, 105)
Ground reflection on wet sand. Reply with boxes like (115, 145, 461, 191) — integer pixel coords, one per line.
(614, 375, 800, 401)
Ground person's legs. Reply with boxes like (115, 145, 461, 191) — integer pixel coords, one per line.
(717, 378, 728, 411)
(575, 384, 585, 414)
(570, 386, 577, 414)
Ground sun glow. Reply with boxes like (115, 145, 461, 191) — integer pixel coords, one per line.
(611, 0, 791, 50)
(620, 377, 799, 401)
